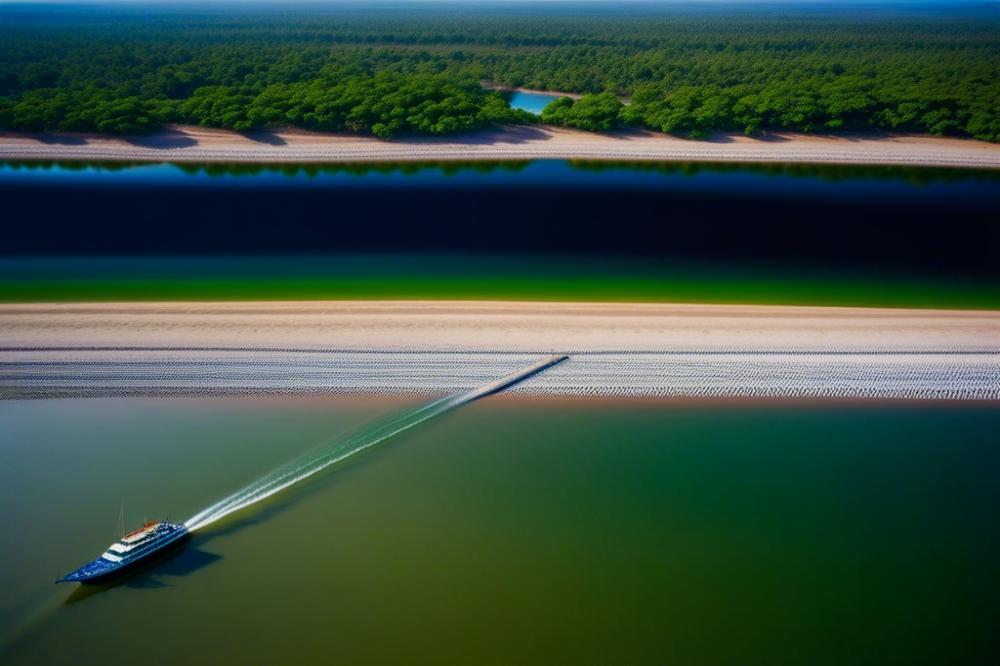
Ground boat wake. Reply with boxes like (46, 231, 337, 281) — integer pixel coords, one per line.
(184, 355, 566, 531)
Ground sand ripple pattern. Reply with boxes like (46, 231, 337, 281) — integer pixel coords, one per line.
(2, 350, 998, 400)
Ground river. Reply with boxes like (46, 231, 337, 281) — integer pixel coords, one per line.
(1, 396, 998, 664)
(2, 160, 999, 306)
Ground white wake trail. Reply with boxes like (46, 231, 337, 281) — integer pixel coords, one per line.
(184, 355, 566, 531)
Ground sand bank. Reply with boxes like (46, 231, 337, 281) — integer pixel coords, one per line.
(3, 300, 999, 352)
(2, 301, 998, 399)
(2, 125, 999, 169)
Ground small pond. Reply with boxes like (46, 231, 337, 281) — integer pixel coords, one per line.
(508, 90, 563, 115)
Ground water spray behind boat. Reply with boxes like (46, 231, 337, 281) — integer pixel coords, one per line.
(183, 355, 567, 532)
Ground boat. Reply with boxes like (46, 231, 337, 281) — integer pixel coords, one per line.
(58, 520, 190, 583)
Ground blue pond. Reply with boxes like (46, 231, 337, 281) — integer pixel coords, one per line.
(507, 90, 563, 115)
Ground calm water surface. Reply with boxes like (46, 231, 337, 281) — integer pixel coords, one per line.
(2, 160, 998, 280)
(3, 159, 998, 200)
(2, 159, 1000, 306)
(1, 396, 998, 664)
(507, 91, 562, 115)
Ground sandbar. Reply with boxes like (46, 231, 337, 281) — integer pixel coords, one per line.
(3, 301, 998, 399)
(3, 300, 999, 352)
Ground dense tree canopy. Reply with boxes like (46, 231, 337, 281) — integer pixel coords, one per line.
(541, 93, 623, 132)
(170, 73, 532, 137)
(1, 4, 997, 140)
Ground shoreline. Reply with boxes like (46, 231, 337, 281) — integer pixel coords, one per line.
(482, 84, 585, 100)
(2, 125, 999, 169)
(483, 84, 631, 105)
(3, 301, 998, 400)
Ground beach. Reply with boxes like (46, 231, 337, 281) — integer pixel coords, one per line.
(3, 301, 998, 399)
(3, 301, 999, 352)
(3, 125, 999, 169)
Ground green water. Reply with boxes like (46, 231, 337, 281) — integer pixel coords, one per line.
(1, 397, 998, 664)
(4, 255, 1000, 309)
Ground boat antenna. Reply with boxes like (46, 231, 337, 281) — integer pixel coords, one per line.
(118, 499, 126, 539)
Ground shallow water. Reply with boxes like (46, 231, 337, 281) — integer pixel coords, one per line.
(1, 396, 998, 664)
(507, 90, 562, 115)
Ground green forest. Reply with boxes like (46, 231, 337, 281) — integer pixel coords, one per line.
(1, 3, 998, 141)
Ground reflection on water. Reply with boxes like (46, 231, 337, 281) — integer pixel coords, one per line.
(61, 547, 223, 606)
(3, 157, 999, 186)
(2, 397, 999, 664)
(566, 159, 1000, 186)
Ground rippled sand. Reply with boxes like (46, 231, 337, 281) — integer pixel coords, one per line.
(2, 301, 998, 399)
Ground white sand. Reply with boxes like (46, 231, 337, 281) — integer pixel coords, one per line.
(3, 300, 998, 352)
(3, 301, 998, 399)
(2, 125, 999, 169)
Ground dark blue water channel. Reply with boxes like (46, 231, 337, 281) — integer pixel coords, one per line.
(2, 160, 999, 278)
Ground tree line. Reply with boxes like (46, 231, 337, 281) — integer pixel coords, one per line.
(1, 5, 997, 141)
